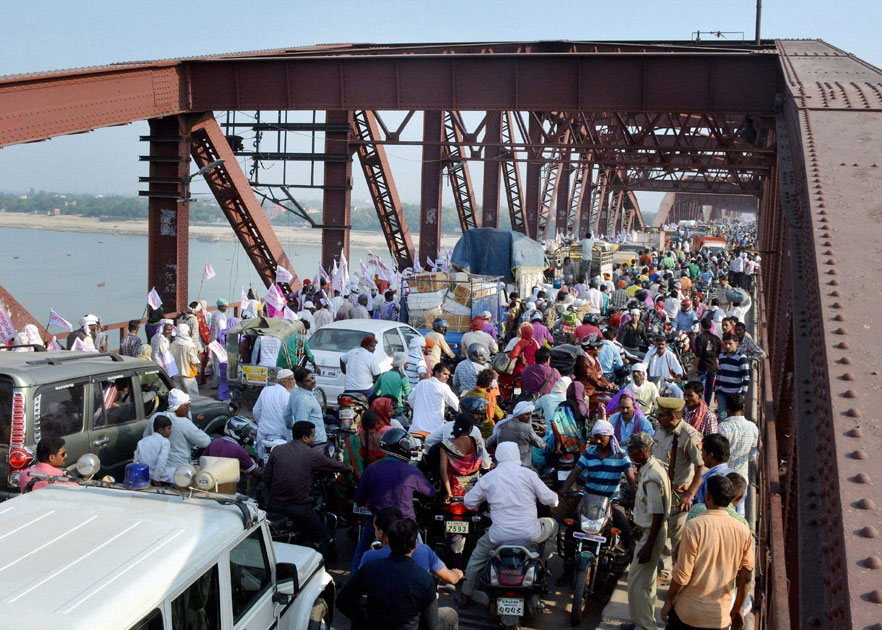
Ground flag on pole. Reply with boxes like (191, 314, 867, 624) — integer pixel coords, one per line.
(276, 266, 293, 284)
(147, 287, 163, 309)
(48, 309, 73, 332)
(282, 306, 298, 320)
(47, 336, 64, 351)
(240, 287, 249, 309)
(71, 337, 98, 353)
(318, 264, 331, 285)
(264, 284, 286, 312)
(204, 260, 216, 280)
(340, 251, 350, 288)
(0, 308, 15, 343)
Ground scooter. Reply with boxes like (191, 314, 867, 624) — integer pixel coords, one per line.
(483, 543, 549, 628)
(560, 492, 632, 625)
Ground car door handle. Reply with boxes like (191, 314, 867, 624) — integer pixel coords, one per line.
(93, 437, 110, 446)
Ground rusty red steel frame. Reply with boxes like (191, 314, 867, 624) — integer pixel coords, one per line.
(2, 40, 882, 627)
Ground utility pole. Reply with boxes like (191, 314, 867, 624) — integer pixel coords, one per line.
(755, 0, 762, 45)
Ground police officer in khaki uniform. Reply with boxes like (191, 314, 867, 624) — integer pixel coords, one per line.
(623, 431, 671, 630)
(651, 396, 706, 580)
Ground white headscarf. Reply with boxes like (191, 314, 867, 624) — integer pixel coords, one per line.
(592, 419, 624, 455)
(494, 441, 521, 466)
(491, 400, 536, 439)
(167, 388, 190, 412)
(173, 323, 194, 346)
(629, 363, 650, 396)
(550, 375, 573, 396)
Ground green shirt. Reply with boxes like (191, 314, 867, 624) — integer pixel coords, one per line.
(372, 369, 411, 411)
(688, 263, 700, 280)
(276, 332, 315, 369)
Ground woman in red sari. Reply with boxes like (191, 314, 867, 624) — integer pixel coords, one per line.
(439, 415, 483, 501)
(498, 322, 540, 400)
(357, 397, 402, 467)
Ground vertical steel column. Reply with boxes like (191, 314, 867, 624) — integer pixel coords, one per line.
(481, 111, 502, 228)
(420, 111, 444, 267)
(321, 110, 353, 271)
(145, 116, 190, 312)
(555, 150, 572, 237)
(577, 163, 595, 237)
(524, 114, 543, 240)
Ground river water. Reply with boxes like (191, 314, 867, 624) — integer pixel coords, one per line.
(0, 227, 386, 332)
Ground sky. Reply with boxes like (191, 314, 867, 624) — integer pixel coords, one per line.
(0, 0, 879, 214)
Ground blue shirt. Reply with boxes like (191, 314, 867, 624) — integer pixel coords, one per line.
(598, 340, 624, 375)
(673, 309, 698, 332)
(575, 444, 632, 497)
(609, 411, 655, 444)
(359, 542, 445, 574)
(285, 387, 326, 444)
(693, 463, 735, 505)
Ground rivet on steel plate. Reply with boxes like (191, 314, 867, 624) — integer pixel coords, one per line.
(855, 498, 876, 510)
(846, 426, 862, 437)
(845, 408, 862, 417)
(850, 449, 869, 459)
(841, 372, 856, 380)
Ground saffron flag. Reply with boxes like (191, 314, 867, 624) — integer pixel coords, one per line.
(0, 308, 15, 343)
(49, 309, 73, 332)
(276, 266, 293, 284)
(147, 287, 163, 309)
(47, 336, 64, 351)
(204, 260, 216, 280)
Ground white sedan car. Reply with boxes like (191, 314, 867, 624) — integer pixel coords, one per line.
(310, 319, 423, 408)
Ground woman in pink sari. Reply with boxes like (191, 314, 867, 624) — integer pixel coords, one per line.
(439, 415, 483, 501)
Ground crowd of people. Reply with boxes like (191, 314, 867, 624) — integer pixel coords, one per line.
(15, 219, 765, 629)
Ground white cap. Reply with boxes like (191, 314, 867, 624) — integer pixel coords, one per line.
(167, 388, 191, 412)
(481, 310, 492, 319)
(629, 308, 640, 317)
(276, 368, 294, 380)
(303, 300, 315, 309)
(631, 363, 647, 372)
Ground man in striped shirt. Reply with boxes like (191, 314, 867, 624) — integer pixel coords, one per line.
(715, 333, 750, 421)
(556, 414, 636, 584)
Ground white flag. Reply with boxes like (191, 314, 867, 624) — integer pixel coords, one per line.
(276, 266, 293, 284)
(0, 308, 15, 343)
(264, 284, 285, 311)
(48, 309, 73, 332)
(241, 287, 249, 309)
(204, 260, 216, 280)
(147, 287, 163, 309)
(282, 306, 298, 320)
(47, 336, 64, 351)
(71, 337, 98, 353)
(208, 340, 228, 363)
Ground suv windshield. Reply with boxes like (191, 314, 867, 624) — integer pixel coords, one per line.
(309, 328, 374, 353)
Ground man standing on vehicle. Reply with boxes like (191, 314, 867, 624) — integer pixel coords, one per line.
(253, 368, 296, 459)
(408, 362, 460, 435)
(285, 367, 327, 451)
(265, 421, 352, 560)
(340, 335, 382, 396)
(622, 431, 670, 630)
(119, 320, 142, 357)
(459, 441, 559, 607)
(143, 389, 211, 470)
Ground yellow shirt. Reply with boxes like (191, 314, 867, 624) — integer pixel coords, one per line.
(672, 509, 754, 628)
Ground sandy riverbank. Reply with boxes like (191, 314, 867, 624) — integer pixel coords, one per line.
(0, 212, 461, 251)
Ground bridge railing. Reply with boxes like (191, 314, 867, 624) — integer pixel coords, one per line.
(753, 275, 791, 630)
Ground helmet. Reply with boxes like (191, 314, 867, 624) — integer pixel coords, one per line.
(682, 299, 693, 309)
(530, 311, 544, 322)
(432, 317, 449, 332)
(380, 428, 421, 462)
(580, 334, 603, 350)
(634, 289, 648, 302)
(466, 343, 489, 363)
(582, 313, 599, 325)
(460, 396, 488, 415)
(224, 416, 256, 446)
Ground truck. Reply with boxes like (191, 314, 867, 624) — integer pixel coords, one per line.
(692, 235, 728, 255)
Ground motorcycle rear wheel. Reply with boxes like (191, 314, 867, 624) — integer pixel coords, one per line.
(570, 565, 591, 626)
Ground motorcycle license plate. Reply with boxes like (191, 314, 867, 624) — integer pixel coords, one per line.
(573, 532, 606, 543)
(557, 469, 571, 481)
(445, 520, 469, 534)
(496, 597, 524, 616)
(339, 409, 355, 419)
(322, 368, 339, 378)
(352, 505, 371, 516)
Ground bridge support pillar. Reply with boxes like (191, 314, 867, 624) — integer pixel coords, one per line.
(419, 111, 444, 268)
(481, 111, 502, 228)
(321, 110, 354, 271)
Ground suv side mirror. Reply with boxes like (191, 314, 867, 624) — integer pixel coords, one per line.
(275, 562, 299, 592)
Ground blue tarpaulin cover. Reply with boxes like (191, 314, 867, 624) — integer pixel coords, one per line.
(450, 228, 547, 282)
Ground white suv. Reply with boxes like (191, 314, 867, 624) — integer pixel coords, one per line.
(0, 484, 334, 629)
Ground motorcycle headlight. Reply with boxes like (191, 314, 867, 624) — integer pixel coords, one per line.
(580, 514, 606, 535)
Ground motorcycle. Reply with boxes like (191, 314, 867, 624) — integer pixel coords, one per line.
(264, 472, 341, 560)
(336, 391, 370, 430)
(483, 542, 549, 628)
(560, 492, 632, 625)
(430, 496, 488, 570)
